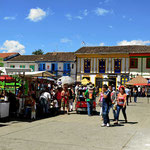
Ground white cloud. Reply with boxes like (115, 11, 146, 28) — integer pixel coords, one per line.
(100, 42, 105, 46)
(95, 8, 109, 16)
(75, 16, 83, 20)
(0, 40, 25, 54)
(117, 40, 150, 46)
(4, 16, 16, 20)
(27, 8, 47, 22)
(60, 38, 72, 43)
(83, 9, 88, 16)
(65, 14, 72, 20)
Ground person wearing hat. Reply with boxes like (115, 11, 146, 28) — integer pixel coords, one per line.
(84, 84, 96, 116)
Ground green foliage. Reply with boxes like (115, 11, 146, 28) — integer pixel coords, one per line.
(32, 49, 44, 55)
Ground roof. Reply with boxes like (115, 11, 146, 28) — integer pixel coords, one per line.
(8, 52, 76, 62)
(8, 55, 42, 62)
(75, 45, 150, 54)
(37, 52, 76, 62)
(126, 76, 148, 86)
(0, 53, 20, 60)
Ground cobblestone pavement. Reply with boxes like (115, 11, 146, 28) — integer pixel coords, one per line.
(0, 97, 150, 150)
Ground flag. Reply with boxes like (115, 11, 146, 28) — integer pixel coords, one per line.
(82, 41, 86, 45)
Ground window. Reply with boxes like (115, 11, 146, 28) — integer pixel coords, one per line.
(39, 63, 46, 71)
(114, 59, 121, 73)
(20, 65, 25, 68)
(146, 58, 150, 68)
(43, 64, 45, 70)
(67, 64, 70, 70)
(99, 59, 105, 73)
(30, 65, 35, 71)
(130, 58, 138, 68)
(72, 64, 74, 69)
(63, 63, 70, 76)
(10, 65, 15, 68)
(121, 75, 129, 85)
(84, 59, 91, 73)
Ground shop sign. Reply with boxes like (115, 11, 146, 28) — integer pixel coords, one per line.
(108, 74, 117, 77)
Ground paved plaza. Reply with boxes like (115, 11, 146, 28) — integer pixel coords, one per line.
(0, 97, 150, 150)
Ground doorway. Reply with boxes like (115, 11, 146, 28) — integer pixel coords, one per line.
(109, 77, 116, 87)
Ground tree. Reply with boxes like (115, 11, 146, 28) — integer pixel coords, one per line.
(32, 49, 44, 55)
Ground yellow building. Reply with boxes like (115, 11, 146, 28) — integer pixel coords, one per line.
(75, 46, 130, 89)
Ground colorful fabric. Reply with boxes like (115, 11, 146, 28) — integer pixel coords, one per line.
(117, 93, 127, 106)
(85, 89, 96, 102)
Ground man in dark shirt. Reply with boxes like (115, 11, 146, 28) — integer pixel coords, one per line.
(101, 84, 111, 127)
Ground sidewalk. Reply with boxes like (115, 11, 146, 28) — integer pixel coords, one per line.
(0, 97, 149, 150)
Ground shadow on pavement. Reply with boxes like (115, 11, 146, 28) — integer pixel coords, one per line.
(120, 121, 138, 125)
(111, 124, 124, 127)
(0, 124, 8, 127)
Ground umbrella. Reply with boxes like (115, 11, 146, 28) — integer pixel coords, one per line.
(0, 75, 15, 82)
(58, 76, 75, 85)
(126, 76, 148, 86)
(81, 78, 90, 85)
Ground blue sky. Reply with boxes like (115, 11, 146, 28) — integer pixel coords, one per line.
(0, 0, 150, 54)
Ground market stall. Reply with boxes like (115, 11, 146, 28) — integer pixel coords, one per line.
(0, 75, 16, 118)
(125, 75, 149, 86)
(126, 76, 150, 103)
(18, 71, 56, 119)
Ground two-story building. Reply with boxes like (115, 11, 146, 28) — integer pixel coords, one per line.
(75, 45, 150, 88)
(36, 52, 76, 80)
(129, 46, 150, 79)
(75, 46, 130, 88)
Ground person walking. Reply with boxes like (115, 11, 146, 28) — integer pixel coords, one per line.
(55, 86, 62, 111)
(133, 87, 138, 103)
(125, 87, 130, 105)
(114, 86, 127, 124)
(84, 84, 96, 116)
(101, 85, 111, 127)
(98, 91, 104, 119)
(109, 86, 117, 121)
(68, 85, 74, 111)
(61, 84, 70, 114)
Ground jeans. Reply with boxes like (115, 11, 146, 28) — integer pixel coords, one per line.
(102, 101, 109, 124)
(134, 96, 137, 103)
(108, 104, 117, 120)
(126, 95, 129, 105)
(116, 105, 127, 121)
(87, 101, 93, 116)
